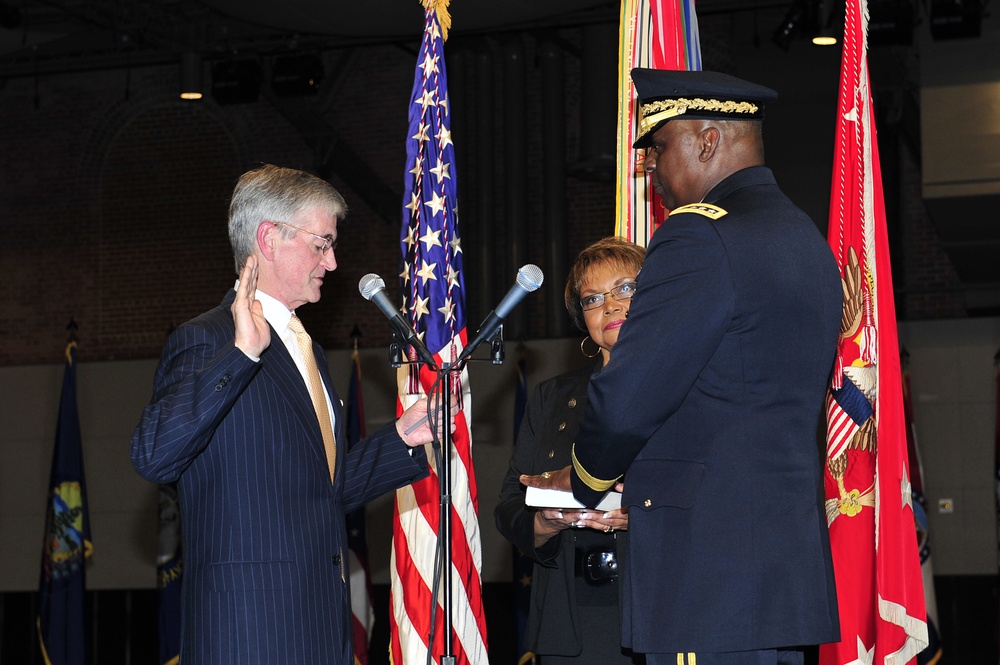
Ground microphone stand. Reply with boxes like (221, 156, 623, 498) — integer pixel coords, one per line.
(439, 327, 505, 665)
(394, 326, 506, 665)
(436, 361, 456, 665)
(389, 329, 406, 368)
(488, 328, 505, 365)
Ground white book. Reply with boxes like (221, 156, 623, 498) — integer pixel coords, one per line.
(524, 485, 622, 512)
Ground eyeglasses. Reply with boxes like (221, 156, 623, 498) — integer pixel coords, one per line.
(272, 221, 336, 254)
(579, 281, 637, 311)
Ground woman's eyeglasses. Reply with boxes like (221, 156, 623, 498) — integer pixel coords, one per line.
(580, 282, 637, 311)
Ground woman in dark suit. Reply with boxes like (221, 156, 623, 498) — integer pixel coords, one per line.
(495, 237, 645, 664)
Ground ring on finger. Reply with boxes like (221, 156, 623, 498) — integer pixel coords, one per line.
(603, 525, 612, 533)
(541, 471, 551, 479)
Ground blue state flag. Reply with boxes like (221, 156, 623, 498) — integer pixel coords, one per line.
(345, 349, 374, 664)
(37, 341, 93, 665)
(157, 483, 183, 665)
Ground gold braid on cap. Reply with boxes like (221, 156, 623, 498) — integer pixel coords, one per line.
(637, 97, 760, 142)
(571, 443, 620, 493)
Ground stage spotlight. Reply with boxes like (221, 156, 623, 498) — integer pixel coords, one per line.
(272, 54, 324, 97)
(930, 0, 982, 39)
(211, 60, 262, 104)
(869, 0, 915, 46)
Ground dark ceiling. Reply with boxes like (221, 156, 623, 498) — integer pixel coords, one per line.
(0, 0, 620, 77)
(0, 0, 797, 77)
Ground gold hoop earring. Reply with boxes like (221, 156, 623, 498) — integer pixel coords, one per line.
(580, 337, 601, 358)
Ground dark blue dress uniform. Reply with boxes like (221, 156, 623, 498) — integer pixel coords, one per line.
(569, 66, 842, 665)
(572, 165, 842, 660)
(496, 362, 641, 664)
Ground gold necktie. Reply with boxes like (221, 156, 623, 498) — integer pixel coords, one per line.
(288, 315, 336, 481)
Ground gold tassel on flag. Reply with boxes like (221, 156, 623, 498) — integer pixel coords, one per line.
(421, 0, 451, 41)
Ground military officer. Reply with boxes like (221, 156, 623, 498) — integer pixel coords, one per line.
(524, 69, 843, 665)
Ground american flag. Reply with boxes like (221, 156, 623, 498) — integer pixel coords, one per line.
(614, 0, 701, 247)
(389, 2, 488, 664)
(820, 1, 928, 663)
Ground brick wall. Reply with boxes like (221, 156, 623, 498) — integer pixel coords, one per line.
(0, 19, 967, 366)
(1, 32, 619, 366)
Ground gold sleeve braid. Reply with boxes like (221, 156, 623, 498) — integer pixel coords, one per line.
(669, 203, 728, 219)
(571, 443, 620, 492)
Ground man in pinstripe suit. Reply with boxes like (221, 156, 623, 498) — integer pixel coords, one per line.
(131, 164, 441, 664)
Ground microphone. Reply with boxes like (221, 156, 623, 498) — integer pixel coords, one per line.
(359, 274, 437, 368)
(457, 264, 544, 364)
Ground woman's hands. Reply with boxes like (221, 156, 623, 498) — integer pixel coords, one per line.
(524, 466, 629, 547)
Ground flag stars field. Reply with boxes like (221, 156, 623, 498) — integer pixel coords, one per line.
(419, 228, 443, 250)
(436, 126, 452, 149)
(420, 52, 439, 79)
(430, 159, 451, 183)
(446, 265, 460, 291)
(416, 260, 438, 285)
(425, 191, 446, 216)
(406, 193, 421, 215)
(412, 121, 430, 143)
(412, 294, 430, 319)
(417, 88, 436, 111)
(438, 298, 455, 323)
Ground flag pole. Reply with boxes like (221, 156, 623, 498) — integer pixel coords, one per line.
(439, 366, 456, 664)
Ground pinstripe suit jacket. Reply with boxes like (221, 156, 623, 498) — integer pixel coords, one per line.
(131, 290, 428, 665)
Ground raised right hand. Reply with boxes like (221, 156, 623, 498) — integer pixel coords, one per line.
(232, 256, 270, 358)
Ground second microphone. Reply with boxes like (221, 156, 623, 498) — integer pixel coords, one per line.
(358, 273, 438, 368)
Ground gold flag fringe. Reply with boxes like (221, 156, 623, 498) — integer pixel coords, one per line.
(422, 0, 452, 41)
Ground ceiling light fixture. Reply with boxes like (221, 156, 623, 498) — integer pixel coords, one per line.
(811, 29, 838, 46)
(811, 0, 841, 45)
(180, 52, 203, 100)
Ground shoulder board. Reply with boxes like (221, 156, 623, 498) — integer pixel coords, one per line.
(669, 203, 728, 220)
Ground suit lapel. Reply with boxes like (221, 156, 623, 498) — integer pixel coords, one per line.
(221, 289, 335, 477)
(260, 327, 330, 470)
